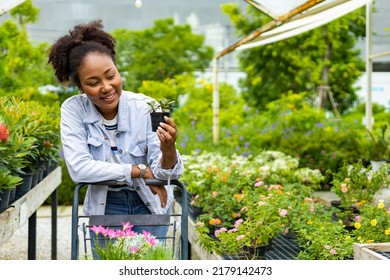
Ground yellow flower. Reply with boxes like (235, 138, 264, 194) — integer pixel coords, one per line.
(370, 219, 377, 226)
(354, 222, 361, 229)
(378, 200, 385, 209)
(385, 228, 390, 235)
(307, 219, 313, 225)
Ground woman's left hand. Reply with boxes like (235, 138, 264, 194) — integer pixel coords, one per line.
(156, 116, 178, 153)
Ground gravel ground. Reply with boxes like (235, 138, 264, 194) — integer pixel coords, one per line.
(0, 205, 75, 260)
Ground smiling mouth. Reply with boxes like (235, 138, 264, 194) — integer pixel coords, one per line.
(102, 93, 115, 100)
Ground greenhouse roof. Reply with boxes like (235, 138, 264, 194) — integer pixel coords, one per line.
(216, 0, 372, 58)
(0, 0, 25, 16)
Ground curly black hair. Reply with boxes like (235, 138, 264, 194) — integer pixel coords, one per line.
(48, 20, 116, 86)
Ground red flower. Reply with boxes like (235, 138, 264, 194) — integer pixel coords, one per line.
(44, 140, 52, 148)
(0, 123, 9, 142)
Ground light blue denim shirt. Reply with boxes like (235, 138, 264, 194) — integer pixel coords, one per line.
(60, 91, 184, 215)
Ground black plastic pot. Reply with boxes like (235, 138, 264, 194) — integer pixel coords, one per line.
(150, 112, 170, 132)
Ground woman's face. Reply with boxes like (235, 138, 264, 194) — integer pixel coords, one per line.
(78, 52, 122, 119)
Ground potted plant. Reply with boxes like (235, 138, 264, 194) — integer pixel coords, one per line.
(296, 217, 355, 260)
(0, 166, 23, 212)
(329, 160, 389, 228)
(146, 98, 175, 131)
(351, 199, 390, 244)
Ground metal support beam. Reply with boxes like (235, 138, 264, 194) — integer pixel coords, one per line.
(212, 58, 220, 144)
(365, 1, 373, 132)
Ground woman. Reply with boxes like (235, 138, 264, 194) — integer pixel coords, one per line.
(48, 20, 184, 255)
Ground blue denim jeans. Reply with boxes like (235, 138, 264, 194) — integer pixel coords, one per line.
(89, 189, 169, 259)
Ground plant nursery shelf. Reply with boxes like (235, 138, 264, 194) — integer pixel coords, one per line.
(354, 243, 390, 260)
(0, 166, 62, 258)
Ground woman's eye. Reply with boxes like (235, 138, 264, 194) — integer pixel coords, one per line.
(108, 74, 115, 80)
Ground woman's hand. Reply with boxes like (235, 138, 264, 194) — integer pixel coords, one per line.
(157, 116, 178, 169)
(156, 116, 177, 153)
(148, 185, 167, 208)
(144, 166, 167, 208)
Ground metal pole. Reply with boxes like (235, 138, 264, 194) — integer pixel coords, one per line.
(365, 1, 373, 132)
(51, 189, 58, 260)
(28, 212, 37, 260)
(71, 183, 83, 260)
(212, 57, 220, 144)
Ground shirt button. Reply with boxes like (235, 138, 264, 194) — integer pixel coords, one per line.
(104, 137, 109, 141)
(119, 149, 123, 154)
(136, 186, 141, 190)
(115, 132, 120, 137)
(146, 202, 151, 206)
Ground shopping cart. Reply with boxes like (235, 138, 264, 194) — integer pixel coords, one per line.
(70, 179, 188, 260)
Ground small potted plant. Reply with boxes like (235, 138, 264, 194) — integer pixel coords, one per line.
(146, 98, 175, 131)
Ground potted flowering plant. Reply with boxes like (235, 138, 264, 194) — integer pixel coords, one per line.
(85, 222, 174, 260)
(329, 160, 389, 227)
(296, 217, 355, 260)
(351, 199, 390, 244)
(146, 98, 175, 131)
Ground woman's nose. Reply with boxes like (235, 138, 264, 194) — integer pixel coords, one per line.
(101, 81, 112, 93)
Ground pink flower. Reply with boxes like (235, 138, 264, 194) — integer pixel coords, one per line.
(122, 221, 133, 231)
(309, 203, 315, 213)
(354, 215, 361, 222)
(279, 209, 288, 217)
(324, 245, 331, 250)
(254, 181, 265, 187)
(214, 227, 228, 237)
(130, 247, 139, 253)
(341, 183, 348, 193)
(329, 249, 337, 255)
(143, 230, 158, 246)
(234, 219, 244, 228)
(212, 191, 218, 198)
(0, 123, 9, 142)
(236, 235, 245, 241)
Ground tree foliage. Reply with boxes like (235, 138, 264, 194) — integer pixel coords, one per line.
(222, 3, 366, 113)
(0, 0, 56, 100)
(111, 18, 214, 91)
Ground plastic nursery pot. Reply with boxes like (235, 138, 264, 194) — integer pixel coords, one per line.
(150, 112, 170, 132)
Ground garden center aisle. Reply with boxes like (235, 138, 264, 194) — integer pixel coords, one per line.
(0, 205, 73, 260)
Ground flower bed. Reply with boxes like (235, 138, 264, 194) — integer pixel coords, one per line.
(180, 151, 390, 260)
